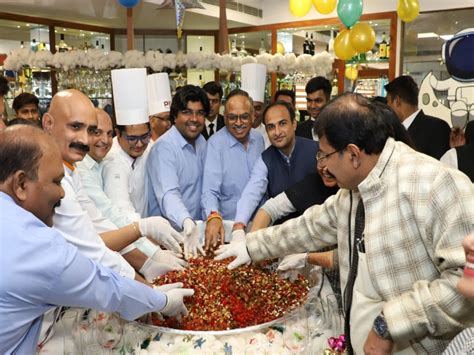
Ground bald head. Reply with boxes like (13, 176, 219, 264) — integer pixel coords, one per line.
(0, 125, 65, 226)
(43, 89, 97, 164)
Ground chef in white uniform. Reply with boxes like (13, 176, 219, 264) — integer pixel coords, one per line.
(147, 72, 172, 143)
(102, 68, 151, 218)
(241, 63, 271, 148)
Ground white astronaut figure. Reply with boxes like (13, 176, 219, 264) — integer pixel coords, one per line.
(420, 28, 474, 128)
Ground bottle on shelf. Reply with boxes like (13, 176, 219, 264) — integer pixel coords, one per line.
(58, 34, 68, 52)
(31, 38, 38, 52)
(199, 74, 205, 87)
(309, 33, 315, 55)
(38, 42, 47, 51)
(230, 39, 238, 57)
(20, 40, 24, 49)
(95, 40, 100, 49)
(259, 38, 266, 55)
(238, 40, 247, 57)
(378, 32, 387, 60)
(303, 32, 310, 54)
(328, 30, 335, 56)
(386, 35, 391, 59)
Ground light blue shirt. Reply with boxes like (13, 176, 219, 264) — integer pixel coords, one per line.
(234, 156, 269, 225)
(0, 192, 166, 355)
(76, 154, 140, 227)
(147, 126, 207, 229)
(201, 127, 264, 219)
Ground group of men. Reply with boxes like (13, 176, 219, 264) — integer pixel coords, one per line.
(1, 65, 473, 354)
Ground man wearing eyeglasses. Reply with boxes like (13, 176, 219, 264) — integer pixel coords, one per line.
(147, 85, 210, 259)
(202, 81, 225, 140)
(101, 118, 152, 217)
(231, 100, 318, 236)
(201, 89, 265, 251)
(78, 108, 186, 282)
(216, 93, 474, 355)
(296, 76, 332, 140)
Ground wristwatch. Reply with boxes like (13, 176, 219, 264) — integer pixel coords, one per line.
(373, 313, 392, 341)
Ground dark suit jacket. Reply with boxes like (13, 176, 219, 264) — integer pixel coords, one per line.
(201, 114, 225, 140)
(295, 118, 314, 140)
(407, 110, 451, 160)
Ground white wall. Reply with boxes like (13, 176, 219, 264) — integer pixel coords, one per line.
(260, 0, 474, 25)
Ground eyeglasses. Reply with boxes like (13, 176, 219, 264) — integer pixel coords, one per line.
(180, 109, 206, 119)
(316, 149, 340, 165)
(123, 131, 151, 146)
(226, 113, 251, 123)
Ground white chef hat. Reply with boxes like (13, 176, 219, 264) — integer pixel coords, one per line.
(146, 73, 172, 116)
(241, 63, 266, 103)
(111, 68, 149, 125)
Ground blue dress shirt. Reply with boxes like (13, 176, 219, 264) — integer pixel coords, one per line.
(201, 127, 264, 219)
(0, 192, 166, 355)
(146, 126, 207, 230)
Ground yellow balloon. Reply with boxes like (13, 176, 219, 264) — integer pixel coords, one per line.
(312, 0, 336, 15)
(397, 0, 419, 22)
(345, 64, 358, 80)
(277, 41, 286, 54)
(334, 28, 357, 60)
(349, 22, 376, 53)
(289, 0, 312, 17)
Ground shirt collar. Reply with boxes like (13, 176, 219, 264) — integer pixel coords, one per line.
(170, 125, 199, 150)
(63, 160, 75, 172)
(277, 140, 296, 164)
(402, 109, 420, 129)
(82, 154, 99, 170)
(205, 118, 217, 128)
(358, 137, 397, 199)
(225, 127, 255, 148)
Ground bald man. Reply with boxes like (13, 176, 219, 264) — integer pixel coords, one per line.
(42, 90, 184, 282)
(0, 125, 193, 354)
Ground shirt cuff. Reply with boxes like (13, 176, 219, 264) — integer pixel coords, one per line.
(261, 192, 296, 223)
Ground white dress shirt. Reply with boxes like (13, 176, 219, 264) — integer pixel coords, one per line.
(53, 163, 135, 279)
(77, 154, 140, 227)
(255, 123, 271, 148)
(102, 138, 150, 218)
(402, 109, 421, 129)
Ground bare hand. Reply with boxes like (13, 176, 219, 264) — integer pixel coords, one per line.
(363, 329, 394, 355)
(204, 218, 225, 252)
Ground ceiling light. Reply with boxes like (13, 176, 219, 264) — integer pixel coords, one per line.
(63, 28, 66, 31)
(26, 24, 30, 27)
(440, 34, 453, 41)
(417, 32, 438, 39)
(16, 25, 20, 28)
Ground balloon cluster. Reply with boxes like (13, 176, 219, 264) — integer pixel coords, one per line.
(323, 334, 346, 354)
(289, 0, 420, 72)
(289, 0, 337, 18)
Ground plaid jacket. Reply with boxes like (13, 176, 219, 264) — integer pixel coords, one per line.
(247, 138, 474, 353)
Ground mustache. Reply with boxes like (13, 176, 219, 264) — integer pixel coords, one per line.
(54, 200, 61, 209)
(69, 142, 90, 153)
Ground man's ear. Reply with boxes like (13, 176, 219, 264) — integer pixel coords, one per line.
(11, 170, 29, 202)
(114, 127, 121, 137)
(292, 118, 297, 131)
(42, 112, 53, 133)
(346, 144, 361, 168)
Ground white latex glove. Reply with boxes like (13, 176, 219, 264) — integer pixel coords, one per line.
(230, 229, 246, 244)
(214, 241, 251, 270)
(138, 217, 183, 254)
(277, 253, 308, 271)
(182, 218, 205, 259)
(157, 282, 195, 318)
(140, 248, 188, 282)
